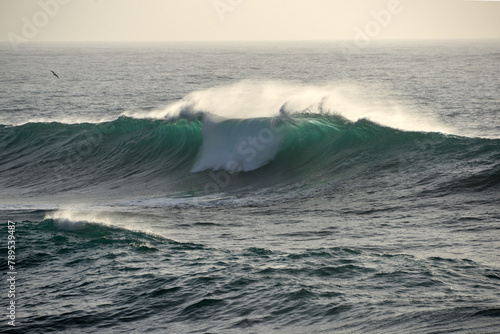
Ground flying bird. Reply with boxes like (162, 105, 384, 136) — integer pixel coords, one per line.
(51, 70, 59, 79)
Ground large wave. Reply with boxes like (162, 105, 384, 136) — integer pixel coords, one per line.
(1, 113, 498, 200)
(1, 82, 498, 205)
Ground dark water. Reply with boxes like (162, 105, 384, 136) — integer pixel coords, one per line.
(1, 41, 499, 333)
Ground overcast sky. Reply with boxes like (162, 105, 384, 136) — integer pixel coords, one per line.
(1, 0, 500, 42)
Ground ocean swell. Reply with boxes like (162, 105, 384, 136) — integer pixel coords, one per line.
(1, 112, 498, 202)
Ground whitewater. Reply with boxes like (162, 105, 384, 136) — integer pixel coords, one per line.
(1, 41, 499, 333)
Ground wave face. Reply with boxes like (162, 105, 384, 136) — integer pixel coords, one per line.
(191, 116, 285, 173)
(1, 112, 499, 204)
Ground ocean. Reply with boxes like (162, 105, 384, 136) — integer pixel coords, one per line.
(0, 40, 499, 333)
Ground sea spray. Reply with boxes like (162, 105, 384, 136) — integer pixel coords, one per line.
(122, 81, 453, 134)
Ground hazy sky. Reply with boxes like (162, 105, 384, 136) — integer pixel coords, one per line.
(1, 0, 500, 43)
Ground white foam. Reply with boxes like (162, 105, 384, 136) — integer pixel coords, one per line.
(4, 81, 454, 134)
(124, 80, 453, 134)
(45, 209, 121, 227)
(191, 114, 285, 173)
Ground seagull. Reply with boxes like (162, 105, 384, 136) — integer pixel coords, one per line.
(51, 70, 59, 79)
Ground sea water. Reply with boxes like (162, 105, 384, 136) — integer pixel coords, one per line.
(0, 41, 499, 333)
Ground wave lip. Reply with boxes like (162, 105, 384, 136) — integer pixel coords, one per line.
(123, 80, 455, 135)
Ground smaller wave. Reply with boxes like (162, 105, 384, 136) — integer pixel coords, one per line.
(45, 209, 131, 229)
(38, 210, 208, 253)
(43, 209, 181, 244)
